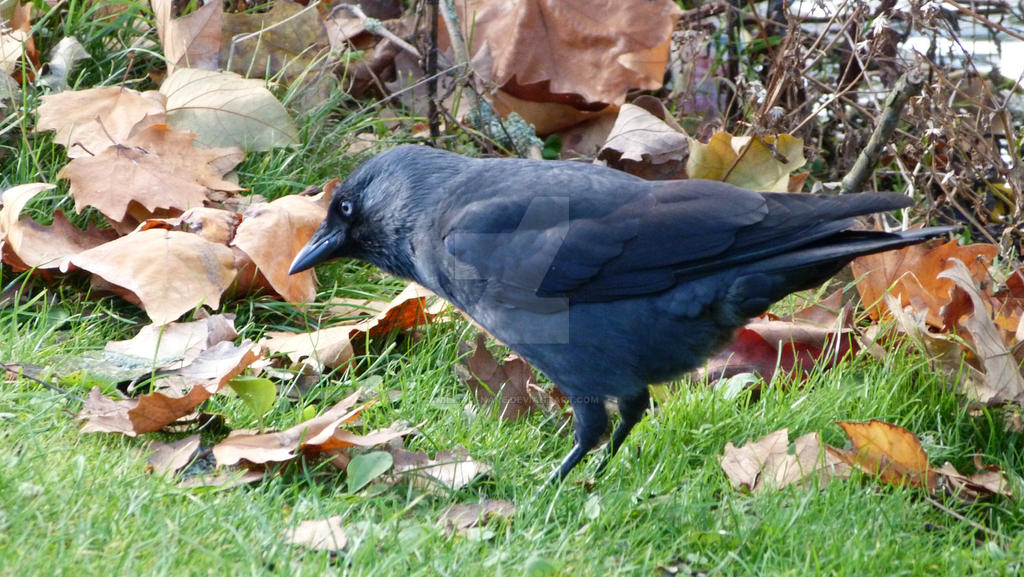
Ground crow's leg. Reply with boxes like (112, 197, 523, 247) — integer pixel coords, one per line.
(547, 395, 608, 484)
(595, 388, 650, 476)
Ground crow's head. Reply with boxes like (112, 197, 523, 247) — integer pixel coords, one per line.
(289, 145, 460, 278)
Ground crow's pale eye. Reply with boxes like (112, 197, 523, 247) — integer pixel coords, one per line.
(340, 200, 354, 216)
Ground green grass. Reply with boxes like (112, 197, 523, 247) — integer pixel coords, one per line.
(3, 279, 1023, 575)
(2, 3, 1023, 576)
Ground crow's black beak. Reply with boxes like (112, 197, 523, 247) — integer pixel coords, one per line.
(289, 223, 342, 274)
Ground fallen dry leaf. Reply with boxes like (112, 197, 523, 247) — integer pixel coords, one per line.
(78, 386, 139, 436)
(284, 516, 348, 552)
(329, 422, 418, 449)
(938, 259, 1024, 404)
(104, 314, 238, 372)
(883, 292, 977, 381)
(439, 499, 515, 536)
(391, 446, 491, 491)
(852, 238, 997, 329)
(129, 341, 256, 434)
(323, 296, 384, 319)
(70, 228, 237, 324)
(934, 460, 1013, 502)
(232, 192, 329, 303)
(36, 86, 167, 158)
(720, 428, 849, 492)
(723, 420, 1013, 504)
(175, 207, 241, 245)
(0, 4, 37, 84)
(459, 333, 537, 421)
(212, 391, 366, 466)
(152, 0, 222, 74)
(697, 312, 857, 384)
(78, 322, 257, 436)
(450, 0, 681, 106)
(128, 381, 220, 434)
(0, 183, 116, 271)
(161, 68, 299, 151)
(220, 0, 329, 82)
(261, 283, 446, 368)
(828, 420, 937, 490)
(597, 103, 689, 180)
(58, 123, 244, 224)
(687, 132, 806, 192)
(175, 339, 260, 383)
(147, 434, 201, 476)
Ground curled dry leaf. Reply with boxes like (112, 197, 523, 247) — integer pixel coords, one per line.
(439, 499, 515, 536)
(597, 103, 689, 180)
(329, 422, 418, 449)
(720, 428, 849, 493)
(128, 381, 221, 434)
(883, 292, 975, 379)
(70, 228, 237, 324)
(212, 391, 366, 466)
(937, 258, 1024, 404)
(459, 333, 537, 421)
(283, 516, 348, 552)
(146, 434, 201, 476)
(232, 192, 329, 303)
(391, 446, 491, 491)
(450, 0, 681, 106)
(852, 238, 997, 329)
(261, 283, 446, 369)
(36, 86, 167, 158)
(828, 420, 936, 490)
(78, 386, 139, 436)
(151, 0, 222, 74)
(0, 183, 117, 271)
(934, 461, 1013, 502)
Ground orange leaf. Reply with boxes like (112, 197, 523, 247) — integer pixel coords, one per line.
(852, 238, 997, 329)
(829, 420, 936, 490)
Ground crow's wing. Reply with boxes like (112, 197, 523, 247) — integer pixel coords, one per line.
(440, 164, 908, 305)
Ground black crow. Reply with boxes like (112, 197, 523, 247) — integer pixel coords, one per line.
(290, 145, 954, 483)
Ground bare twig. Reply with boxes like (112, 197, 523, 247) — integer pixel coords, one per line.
(839, 69, 924, 194)
(943, 0, 1024, 42)
(426, 0, 441, 139)
(437, 0, 478, 116)
(924, 495, 1009, 545)
(332, 3, 422, 59)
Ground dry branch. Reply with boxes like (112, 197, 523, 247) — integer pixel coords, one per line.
(840, 69, 924, 195)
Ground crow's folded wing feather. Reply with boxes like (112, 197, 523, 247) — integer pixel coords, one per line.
(440, 167, 910, 305)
